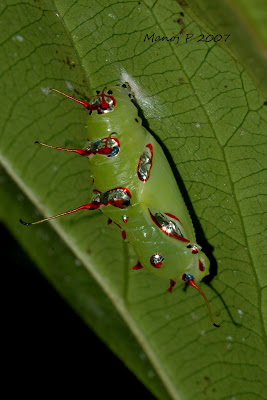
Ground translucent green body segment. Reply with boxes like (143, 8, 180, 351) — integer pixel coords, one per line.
(20, 84, 221, 327)
(86, 85, 209, 283)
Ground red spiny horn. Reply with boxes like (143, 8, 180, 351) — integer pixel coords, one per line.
(20, 203, 97, 226)
(35, 141, 90, 156)
(182, 273, 222, 328)
(50, 88, 90, 109)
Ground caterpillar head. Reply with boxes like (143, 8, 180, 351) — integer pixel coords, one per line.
(50, 83, 134, 116)
(49, 85, 138, 142)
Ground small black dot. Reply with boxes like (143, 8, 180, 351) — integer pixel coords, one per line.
(122, 84, 127, 88)
(264, 101, 267, 106)
(96, 90, 100, 94)
(180, 11, 184, 16)
(128, 94, 132, 98)
(135, 118, 138, 123)
(108, 90, 113, 94)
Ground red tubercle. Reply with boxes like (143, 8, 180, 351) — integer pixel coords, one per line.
(186, 243, 199, 254)
(168, 279, 176, 293)
(149, 210, 190, 243)
(115, 187, 132, 199)
(97, 137, 120, 156)
(150, 254, 164, 269)
(107, 218, 112, 225)
(137, 143, 153, 181)
(164, 212, 182, 224)
(164, 212, 190, 242)
(122, 230, 127, 240)
(112, 200, 124, 208)
(93, 186, 131, 209)
(146, 143, 153, 154)
(198, 260, 205, 271)
(122, 215, 129, 223)
(94, 87, 116, 112)
(87, 136, 120, 158)
(51, 87, 116, 114)
(132, 261, 144, 270)
(154, 261, 163, 268)
(182, 273, 202, 292)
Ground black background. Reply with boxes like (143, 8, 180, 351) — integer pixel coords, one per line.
(3, 223, 155, 399)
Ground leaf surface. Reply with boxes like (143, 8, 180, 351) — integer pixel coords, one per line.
(1, 1, 266, 399)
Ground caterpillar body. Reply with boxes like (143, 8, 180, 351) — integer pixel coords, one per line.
(21, 83, 221, 327)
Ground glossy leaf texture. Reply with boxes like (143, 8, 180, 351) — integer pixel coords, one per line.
(0, 1, 266, 399)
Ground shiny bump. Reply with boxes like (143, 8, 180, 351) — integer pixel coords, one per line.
(149, 209, 190, 243)
(187, 243, 201, 254)
(137, 144, 153, 181)
(150, 254, 164, 268)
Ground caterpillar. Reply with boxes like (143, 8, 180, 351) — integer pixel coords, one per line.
(20, 83, 221, 328)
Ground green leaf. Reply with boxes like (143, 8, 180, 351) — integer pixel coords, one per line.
(1, 0, 266, 399)
(182, 0, 267, 97)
